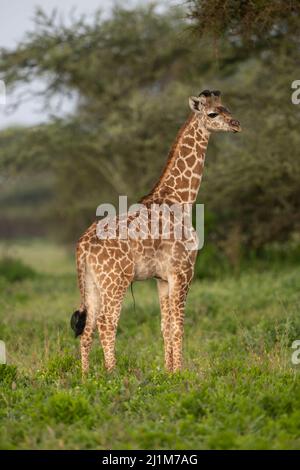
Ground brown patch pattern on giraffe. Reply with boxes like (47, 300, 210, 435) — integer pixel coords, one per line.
(72, 90, 241, 375)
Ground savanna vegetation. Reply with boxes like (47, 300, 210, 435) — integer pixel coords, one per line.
(0, 241, 299, 449)
(0, 0, 300, 450)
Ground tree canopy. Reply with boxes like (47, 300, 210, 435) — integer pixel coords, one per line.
(0, 2, 299, 253)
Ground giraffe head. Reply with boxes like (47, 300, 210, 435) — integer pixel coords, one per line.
(189, 90, 241, 133)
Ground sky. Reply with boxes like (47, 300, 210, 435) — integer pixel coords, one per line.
(0, 0, 151, 129)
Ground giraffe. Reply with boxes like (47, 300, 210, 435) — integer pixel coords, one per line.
(71, 89, 241, 375)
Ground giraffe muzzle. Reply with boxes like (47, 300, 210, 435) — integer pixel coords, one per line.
(229, 119, 241, 133)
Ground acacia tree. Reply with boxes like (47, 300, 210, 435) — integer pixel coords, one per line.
(0, 5, 207, 237)
(187, 0, 300, 252)
(0, 2, 299, 251)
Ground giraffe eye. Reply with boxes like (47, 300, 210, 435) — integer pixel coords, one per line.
(208, 112, 219, 118)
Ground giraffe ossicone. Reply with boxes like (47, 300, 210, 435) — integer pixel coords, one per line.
(71, 90, 241, 374)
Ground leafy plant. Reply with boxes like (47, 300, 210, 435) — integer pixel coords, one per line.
(0, 257, 36, 282)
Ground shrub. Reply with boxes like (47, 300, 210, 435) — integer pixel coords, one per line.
(0, 257, 36, 283)
(43, 392, 91, 425)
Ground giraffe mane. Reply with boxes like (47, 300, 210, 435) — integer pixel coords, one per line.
(140, 113, 195, 203)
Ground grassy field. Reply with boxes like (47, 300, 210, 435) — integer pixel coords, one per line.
(0, 240, 299, 450)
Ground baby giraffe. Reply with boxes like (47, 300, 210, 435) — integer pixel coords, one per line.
(71, 90, 241, 375)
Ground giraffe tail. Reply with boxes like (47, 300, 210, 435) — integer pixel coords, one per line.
(70, 309, 87, 337)
(71, 239, 87, 337)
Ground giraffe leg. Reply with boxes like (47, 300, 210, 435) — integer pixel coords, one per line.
(80, 271, 99, 376)
(157, 279, 173, 372)
(76, 240, 86, 312)
(169, 275, 189, 372)
(97, 282, 129, 372)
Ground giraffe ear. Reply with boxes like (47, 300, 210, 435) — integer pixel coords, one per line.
(189, 96, 205, 113)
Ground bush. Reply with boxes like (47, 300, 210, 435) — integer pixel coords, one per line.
(195, 244, 231, 279)
(0, 257, 36, 282)
(43, 392, 91, 424)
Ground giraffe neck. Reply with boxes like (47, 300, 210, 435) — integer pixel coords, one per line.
(141, 114, 210, 205)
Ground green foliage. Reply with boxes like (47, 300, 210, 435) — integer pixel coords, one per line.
(0, 241, 299, 449)
(0, 365, 17, 385)
(195, 244, 231, 279)
(38, 353, 79, 382)
(0, 257, 36, 282)
(42, 392, 91, 425)
(195, 238, 300, 280)
(187, 0, 299, 48)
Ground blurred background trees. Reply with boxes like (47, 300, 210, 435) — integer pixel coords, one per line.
(0, 1, 299, 269)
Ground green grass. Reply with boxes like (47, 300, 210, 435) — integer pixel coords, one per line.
(0, 240, 299, 449)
